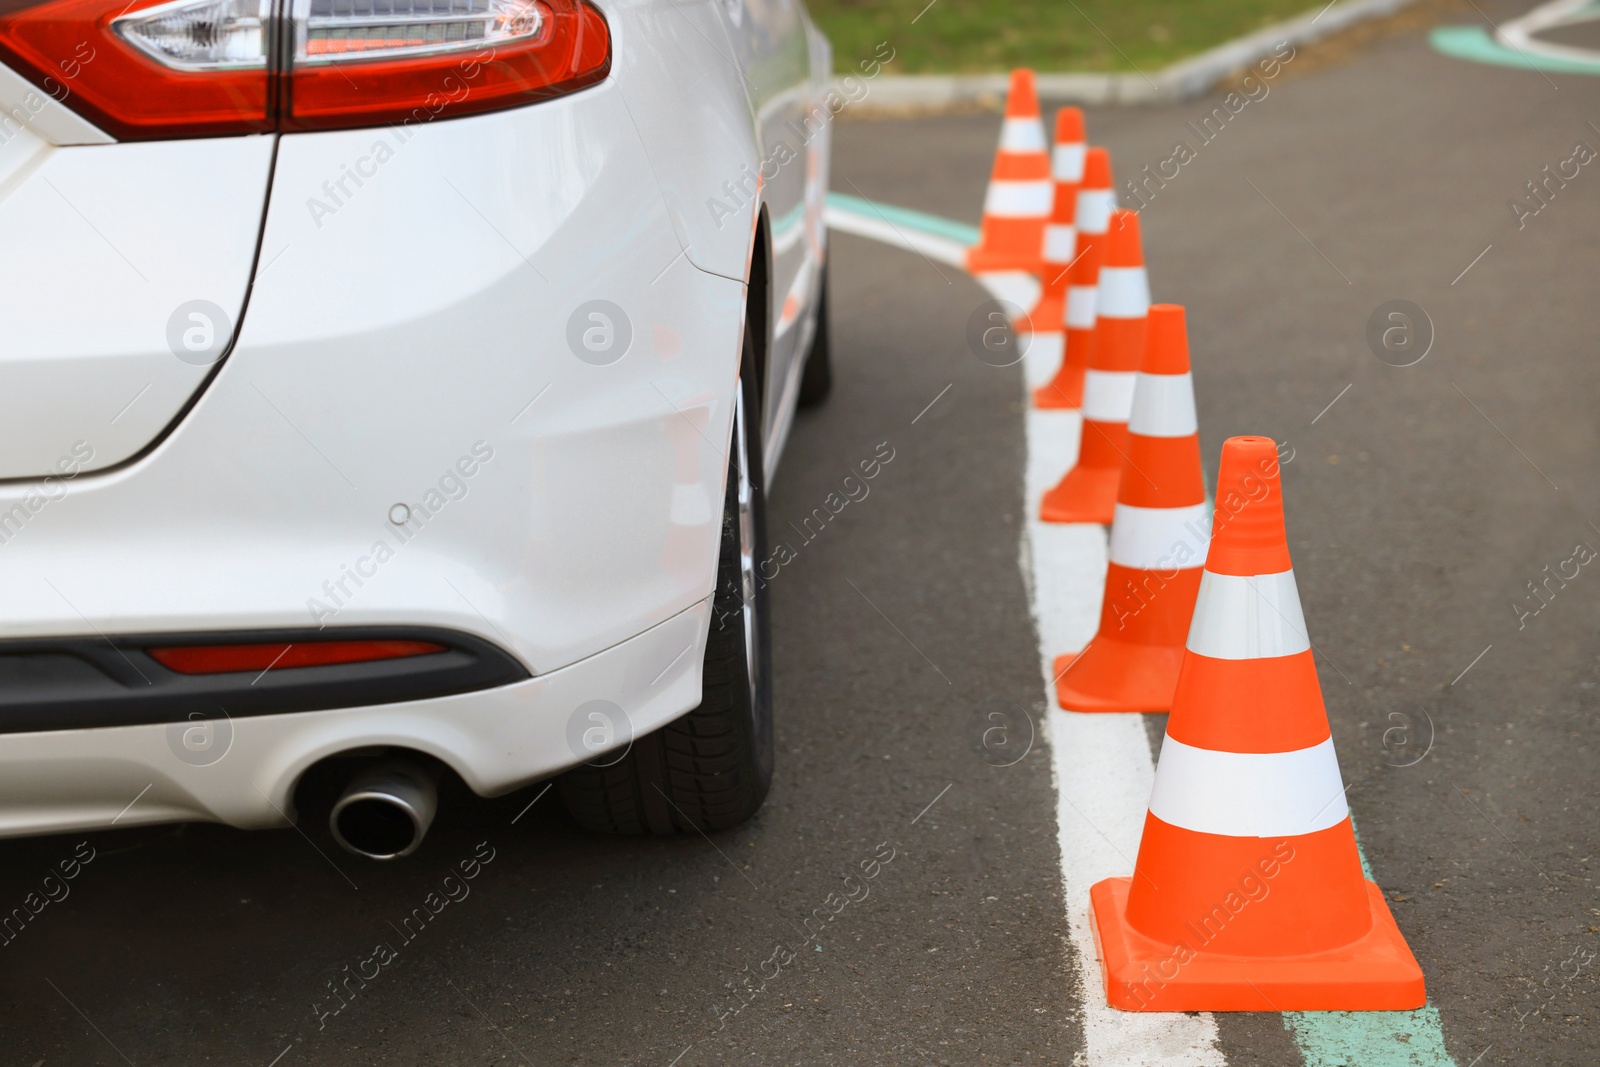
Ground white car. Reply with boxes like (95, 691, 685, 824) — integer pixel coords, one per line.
(0, 0, 833, 857)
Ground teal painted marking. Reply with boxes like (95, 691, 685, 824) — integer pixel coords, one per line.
(1280, 831, 1458, 1066)
(815, 193, 1465, 1066)
(1281, 820, 1456, 1065)
(1286, 1005, 1458, 1067)
(770, 196, 806, 239)
(1352, 815, 1376, 880)
(824, 191, 980, 246)
(1430, 25, 1600, 74)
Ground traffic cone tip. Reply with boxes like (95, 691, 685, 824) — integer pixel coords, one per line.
(1104, 210, 1144, 268)
(1082, 146, 1113, 189)
(1207, 436, 1290, 577)
(1004, 69, 1039, 117)
(1143, 305, 1191, 375)
(1054, 106, 1085, 141)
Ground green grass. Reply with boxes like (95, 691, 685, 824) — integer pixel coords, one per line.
(809, 0, 1326, 74)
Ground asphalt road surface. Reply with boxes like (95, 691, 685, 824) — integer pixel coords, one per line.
(3, 5, 1598, 1065)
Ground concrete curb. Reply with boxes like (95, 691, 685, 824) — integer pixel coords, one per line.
(838, 0, 1419, 109)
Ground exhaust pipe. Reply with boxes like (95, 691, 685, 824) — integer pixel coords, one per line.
(329, 758, 438, 860)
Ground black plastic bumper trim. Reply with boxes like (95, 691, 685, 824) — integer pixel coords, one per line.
(0, 626, 531, 735)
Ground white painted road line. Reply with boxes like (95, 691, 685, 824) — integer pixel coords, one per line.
(822, 203, 969, 270)
(1025, 406, 1228, 1066)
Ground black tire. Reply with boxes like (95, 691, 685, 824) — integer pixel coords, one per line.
(558, 327, 773, 836)
(797, 264, 832, 407)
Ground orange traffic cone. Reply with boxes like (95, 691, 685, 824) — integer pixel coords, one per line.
(1021, 108, 1086, 389)
(1033, 135, 1106, 410)
(1040, 206, 1147, 524)
(1089, 436, 1426, 1012)
(966, 70, 1051, 276)
(1054, 305, 1209, 712)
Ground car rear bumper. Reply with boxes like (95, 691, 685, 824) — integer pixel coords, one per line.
(0, 597, 708, 838)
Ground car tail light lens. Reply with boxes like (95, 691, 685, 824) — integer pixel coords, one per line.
(0, 0, 275, 137)
(115, 0, 270, 70)
(286, 0, 609, 130)
(298, 0, 543, 62)
(0, 0, 608, 139)
(149, 639, 446, 674)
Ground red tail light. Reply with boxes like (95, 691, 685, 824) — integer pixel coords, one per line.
(0, 0, 609, 139)
(149, 639, 446, 673)
(0, 0, 273, 137)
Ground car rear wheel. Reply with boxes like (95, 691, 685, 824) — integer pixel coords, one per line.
(558, 334, 773, 836)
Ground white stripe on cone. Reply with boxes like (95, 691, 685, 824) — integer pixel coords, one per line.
(1186, 570, 1311, 660)
(1097, 266, 1151, 319)
(984, 180, 1053, 217)
(1044, 224, 1077, 264)
(1108, 502, 1211, 570)
(1001, 117, 1046, 152)
(1053, 143, 1086, 182)
(1075, 188, 1116, 234)
(1128, 372, 1199, 437)
(1148, 735, 1348, 837)
(1082, 369, 1137, 423)
(1066, 286, 1097, 328)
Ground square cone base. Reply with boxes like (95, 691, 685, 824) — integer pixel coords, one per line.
(1039, 466, 1119, 524)
(1033, 377, 1083, 409)
(1054, 641, 1183, 713)
(1089, 877, 1426, 1012)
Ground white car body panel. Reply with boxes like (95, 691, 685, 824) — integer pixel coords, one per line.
(0, 132, 273, 479)
(608, 0, 758, 284)
(0, 80, 739, 673)
(607, 0, 829, 464)
(0, 0, 830, 837)
(0, 62, 113, 146)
